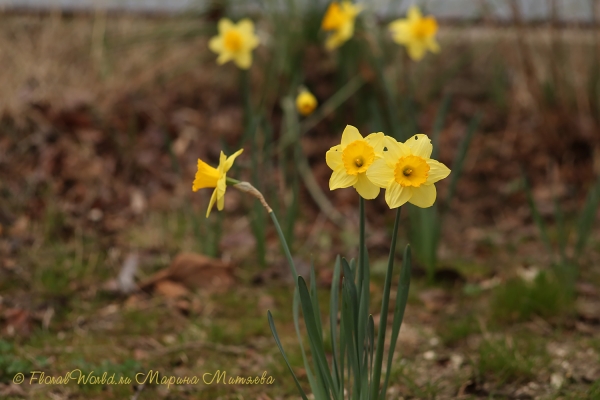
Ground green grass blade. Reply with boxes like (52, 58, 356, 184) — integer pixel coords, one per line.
(575, 176, 600, 258)
(380, 245, 412, 400)
(330, 256, 342, 392)
(342, 281, 361, 399)
(342, 260, 359, 336)
(553, 197, 567, 266)
(267, 311, 309, 400)
(357, 199, 369, 380)
(370, 207, 401, 400)
(310, 262, 324, 342)
(522, 174, 553, 254)
(442, 113, 481, 214)
(298, 277, 338, 400)
(294, 288, 327, 399)
(431, 94, 452, 160)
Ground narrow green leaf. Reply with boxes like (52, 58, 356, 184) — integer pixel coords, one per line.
(553, 197, 567, 266)
(330, 256, 342, 392)
(380, 245, 412, 400)
(357, 197, 370, 380)
(431, 94, 452, 160)
(371, 207, 401, 400)
(294, 288, 327, 399)
(342, 281, 361, 400)
(442, 113, 481, 214)
(310, 262, 324, 339)
(522, 173, 553, 254)
(575, 176, 600, 258)
(267, 311, 309, 400)
(298, 277, 338, 400)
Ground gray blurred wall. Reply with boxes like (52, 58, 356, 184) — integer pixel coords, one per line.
(0, 0, 594, 21)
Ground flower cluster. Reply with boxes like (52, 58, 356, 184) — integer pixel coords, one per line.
(326, 126, 450, 208)
(207, 4, 440, 69)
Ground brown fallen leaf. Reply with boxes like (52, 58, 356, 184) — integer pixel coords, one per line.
(140, 253, 235, 294)
(2, 308, 33, 337)
(154, 280, 190, 299)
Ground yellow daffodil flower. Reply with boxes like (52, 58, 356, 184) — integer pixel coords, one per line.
(325, 125, 385, 199)
(388, 6, 440, 61)
(296, 89, 318, 116)
(366, 134, 450, 208)
(321, 1, 363, 50)
(208, 18, 259, 70)
(192, 149, 243, 217)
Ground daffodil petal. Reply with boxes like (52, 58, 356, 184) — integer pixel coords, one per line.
(326, 146, 343, 170)
(341, 125, 363, 148)
(354, 173, 380, 199)
(223, 149, 244, 172)
(216, 52, 233, 65)
(208, 36, 223, 53)
(237, 19, 255, 36)
(218, 18, 234, 34)
(385, 182, 412, 209)
(330, 168, 358, 190)
(427, 37, 440, 53)
(365, 132, 385, 154)
(233, 51, 252, 70)
(408, 184, 436, 208)
(383, 136, 411, 166)
(407, 42, 427, 61)
(216, 177, 226, 211)
(405, 134, 432, 159)
(425, 159, 450, 184)
(388, 20, 411, 44)
(366, 158, 394, 188)
(206, 188, 218, 217)
(407, 5, 422, 21)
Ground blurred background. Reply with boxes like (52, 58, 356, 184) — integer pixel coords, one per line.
(0, 0, 599, 399)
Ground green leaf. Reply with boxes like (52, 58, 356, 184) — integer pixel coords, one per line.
(330, 256, 342, 392)
(522, 173, 553, 254)
(294, 288, 327, 399)
(431, 94, 452, 160)
(575, 176, 600, 258)
(298, 277, 338, 400)
(380, 245, 412, 400)
(443, 113, 481, 213)
(371, 207, 401, 400)
(310, 262, 324, 339)
(267, 311, 309, 400)
(342, 280, 361, 399)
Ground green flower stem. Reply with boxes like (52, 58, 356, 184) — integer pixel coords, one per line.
(226, 177, 241, 186)
(371, 206, 402, 400)
(357, 197, 366, 300)
(269, 211, 299, 283)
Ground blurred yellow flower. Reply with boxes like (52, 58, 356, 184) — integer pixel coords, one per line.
(321, 1, 363, 50)
(325, 125, 384, 199)
(296, 89, 318, 116)
(388, 6, 440, 61)
(193, 149, 243, 217)
(208, 18, 259, 69)
(366, 134, 450, 208)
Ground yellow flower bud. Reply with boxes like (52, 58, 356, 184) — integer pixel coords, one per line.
(296, 90, 318, 116)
